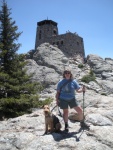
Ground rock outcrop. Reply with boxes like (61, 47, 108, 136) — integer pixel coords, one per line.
(0, 43, 113, 150)
(25, 43, 113, 95)
(0, 90, 113, 150)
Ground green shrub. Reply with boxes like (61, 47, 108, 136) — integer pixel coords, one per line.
(30, 96, 53, 108)
(89, 69, 94, 76)
(0, 95, 53, 120)
(81, 70, 96, 83)
(101, 93, 107, 96)
(78, 64, 84, 68)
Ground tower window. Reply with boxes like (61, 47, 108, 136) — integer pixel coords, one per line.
(39, 30, 42, 39)
(77, 41, 79, 45)
(53, 29, 57, 35)
(61, 40, 63, 45)
(39, 33, 41, 39)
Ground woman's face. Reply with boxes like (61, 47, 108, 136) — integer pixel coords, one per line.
(64, 71, 71, 79)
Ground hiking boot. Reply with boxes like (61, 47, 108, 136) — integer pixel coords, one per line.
(64, 127, 69, 133)
(64, 123, 69, 133)
(80, 121, 90, 129)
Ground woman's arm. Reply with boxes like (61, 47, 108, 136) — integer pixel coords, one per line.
(76, 86, 86, 93)
(55, 91, 60, 105)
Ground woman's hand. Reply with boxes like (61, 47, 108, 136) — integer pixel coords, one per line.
(82, 85, 86, 93)
(76, 85, 86, 93)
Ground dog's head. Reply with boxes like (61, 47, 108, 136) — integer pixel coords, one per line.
(43, 105, 50, 116)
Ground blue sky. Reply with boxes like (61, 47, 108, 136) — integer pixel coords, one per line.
(1, 0, 113, 59)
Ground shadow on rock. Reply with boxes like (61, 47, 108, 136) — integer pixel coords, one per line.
(51, 127, 84, 142)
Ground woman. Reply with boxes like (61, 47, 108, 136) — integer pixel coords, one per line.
(56, 69, 90, 132)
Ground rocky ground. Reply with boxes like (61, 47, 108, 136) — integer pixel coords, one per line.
(0, 89, 113, 150)
(0, 43, 113, 150)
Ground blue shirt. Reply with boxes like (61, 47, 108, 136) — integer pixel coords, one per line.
(57, 79, 80, 100)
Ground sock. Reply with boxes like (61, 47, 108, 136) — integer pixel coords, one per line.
(65, 122, 68, 128)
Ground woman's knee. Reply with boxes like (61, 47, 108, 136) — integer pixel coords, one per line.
(63, 109, 68, 115)
(74, 106, 83, 114)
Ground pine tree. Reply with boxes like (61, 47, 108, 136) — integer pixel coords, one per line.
(0, 0, 22, 72)
(0, 1, 51, 120)
(0, 0, 22, 98)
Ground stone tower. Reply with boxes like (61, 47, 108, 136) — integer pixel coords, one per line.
(35, 20, 58, 49)
(35, 19, 85, 61)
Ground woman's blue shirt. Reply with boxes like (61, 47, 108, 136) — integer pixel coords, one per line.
(57, 79, 80, 100)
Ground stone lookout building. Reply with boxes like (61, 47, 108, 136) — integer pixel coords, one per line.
(35, 19, 85, 60)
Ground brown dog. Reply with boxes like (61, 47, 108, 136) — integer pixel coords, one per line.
(43, 105, 61, 134)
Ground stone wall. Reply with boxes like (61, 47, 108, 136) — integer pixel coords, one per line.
(35, 20, 85, 59)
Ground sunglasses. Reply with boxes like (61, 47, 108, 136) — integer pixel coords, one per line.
(64, 72, 70, 74)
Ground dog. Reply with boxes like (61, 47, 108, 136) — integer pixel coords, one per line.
(43, 105, 61, 134)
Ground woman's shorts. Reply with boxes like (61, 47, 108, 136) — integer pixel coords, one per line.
(59, 98, 79, 109)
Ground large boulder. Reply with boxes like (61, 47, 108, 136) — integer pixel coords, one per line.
(87, 54, 112, 75)
(33, 43, 69, 74)
(25, 59, 60, 88)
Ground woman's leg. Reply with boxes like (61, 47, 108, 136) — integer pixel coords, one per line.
(63, 108, 68, 123)
(74, 106, 90, 128)
(63, 109, 69, 132)
(74, 106, 83, 121)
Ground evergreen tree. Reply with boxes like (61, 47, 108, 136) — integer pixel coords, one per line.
(0, 1, 51, 120)
(0, 0, 22, 98)
(0, 0, 22, 72)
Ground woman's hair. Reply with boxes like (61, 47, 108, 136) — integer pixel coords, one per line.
(63, 69, 73, 79)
